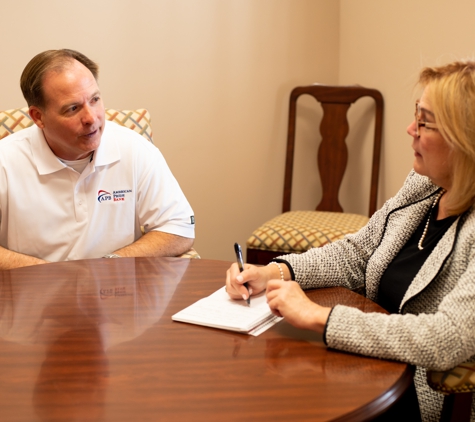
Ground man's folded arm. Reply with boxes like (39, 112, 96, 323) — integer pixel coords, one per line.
(0, 246, 49, 270)
(111, 231, 194, 258)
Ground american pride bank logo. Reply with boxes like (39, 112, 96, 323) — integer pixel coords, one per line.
(98, 189, 132, 203)
(97, 190, 112, 202)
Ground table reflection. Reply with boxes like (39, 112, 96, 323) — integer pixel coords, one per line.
(0, 258, 189, 422)
(0, 259, 412, 422)
(0, 258, 189, 348)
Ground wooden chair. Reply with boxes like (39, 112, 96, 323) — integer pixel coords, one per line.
(427, 362, 475, 421)
(0, 107, 200, 259)
(246, 84, 383, 265)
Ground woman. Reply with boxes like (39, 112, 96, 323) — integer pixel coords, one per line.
(226, 60, 475, 421)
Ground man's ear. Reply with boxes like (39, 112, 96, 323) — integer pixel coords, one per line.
(29, 106, 45, 129)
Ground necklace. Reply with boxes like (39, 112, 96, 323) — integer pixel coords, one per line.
(418, 189, 446, 250)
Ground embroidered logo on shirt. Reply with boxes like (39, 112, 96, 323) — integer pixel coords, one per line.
(98, 189, 133, 203)
(113, 189, 132, 202)
(98, 190, 112, 202)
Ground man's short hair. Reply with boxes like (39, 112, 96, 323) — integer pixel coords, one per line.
(20, 49, 99, 109)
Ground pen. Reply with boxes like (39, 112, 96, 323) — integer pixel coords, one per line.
(234, 242, 250, 306)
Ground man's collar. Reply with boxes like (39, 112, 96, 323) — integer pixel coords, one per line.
(92, 121, 120, 167)
(30, 126, 64, 175)
(30, 121, 120, 175)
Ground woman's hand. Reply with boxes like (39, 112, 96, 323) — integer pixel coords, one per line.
(266, 280, 331, 333)
(225, 263, 272, 301)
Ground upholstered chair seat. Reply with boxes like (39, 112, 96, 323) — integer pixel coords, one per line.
(246, 84, 383, 265)
(247, 210, 369, 255)
(427, 362, 475, 421)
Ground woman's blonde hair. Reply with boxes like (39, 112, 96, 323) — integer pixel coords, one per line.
(419, 60, 475, 215)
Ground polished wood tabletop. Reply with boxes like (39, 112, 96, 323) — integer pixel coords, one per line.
(0, 257, 413, 421)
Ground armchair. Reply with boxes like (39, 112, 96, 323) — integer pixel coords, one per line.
(0, 107, 199, 259)
(427, 362, 475, 421)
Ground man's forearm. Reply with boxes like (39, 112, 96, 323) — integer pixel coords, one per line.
(0, 246, 49, 270)
(111, 231, 194, 258)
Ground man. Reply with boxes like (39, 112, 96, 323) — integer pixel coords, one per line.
(0, 49, 195, 269)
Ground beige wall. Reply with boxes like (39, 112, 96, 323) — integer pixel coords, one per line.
(4, 1, 474, 263)
(1, 0, 339, 262)
(340, 0, 475, 210)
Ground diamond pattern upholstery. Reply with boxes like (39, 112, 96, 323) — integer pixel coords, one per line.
(104, 108, 153, 143)
(0, 108, 33, 137)
(247, 211, 369, 253)
(427, 362, 475, 421)
(0, 106, 199, 259)
(428, 363, 475, 395)
(0, 107, 154, 142)
(246, 85, 383, 265)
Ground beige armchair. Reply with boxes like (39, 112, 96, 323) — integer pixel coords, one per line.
(0, 107, 199, 259)
(427, 362, 475, 421)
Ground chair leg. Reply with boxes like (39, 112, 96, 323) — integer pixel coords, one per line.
(440, 392, 473, 422)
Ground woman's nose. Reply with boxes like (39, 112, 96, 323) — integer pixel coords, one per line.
(407, 120, 418, 138)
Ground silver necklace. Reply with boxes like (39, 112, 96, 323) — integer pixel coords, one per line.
(418, 189, 446, 250)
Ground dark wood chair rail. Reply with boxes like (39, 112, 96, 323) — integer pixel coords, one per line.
(0, 258, 412, 421)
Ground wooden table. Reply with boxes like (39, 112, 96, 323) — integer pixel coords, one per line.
(0, 257, 413, 421)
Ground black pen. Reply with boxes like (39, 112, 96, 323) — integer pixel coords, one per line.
(234, 243, 250, 306)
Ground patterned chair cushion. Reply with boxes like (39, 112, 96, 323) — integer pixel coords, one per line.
(246, 210, 369, 253)
(105, 109, 153, 143)
(428, 362, 475, 395)
(0, 107, 153, 143)
(177, 248, 201, 259)
(1, 106, 200, 259)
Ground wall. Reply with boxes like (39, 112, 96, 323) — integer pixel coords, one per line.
(0, 0, 340, 262)
(340, 0, 475, 208)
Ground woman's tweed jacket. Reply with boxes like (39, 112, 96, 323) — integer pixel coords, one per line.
(280, 170, 475, 422)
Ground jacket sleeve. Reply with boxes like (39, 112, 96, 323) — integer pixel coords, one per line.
(278, 170, 475, 370)
(324, 235, 475, 371)
(277, 183, 399, 291)
(278, 170, 434, 291)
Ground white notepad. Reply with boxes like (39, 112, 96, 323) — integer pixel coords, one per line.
(172, 286, 282, 336)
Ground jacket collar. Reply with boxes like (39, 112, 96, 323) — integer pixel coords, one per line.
(365, 172, 443, 301)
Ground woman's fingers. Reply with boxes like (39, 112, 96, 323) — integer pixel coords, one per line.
(225, 263, 269, 300)
(266, 280, 330, 332)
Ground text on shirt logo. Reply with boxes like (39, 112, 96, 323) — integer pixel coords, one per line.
(97, 189, 133, 203)
(112, 189, 132, 202)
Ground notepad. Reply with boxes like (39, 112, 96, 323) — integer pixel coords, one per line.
(172, 287, 283, 336)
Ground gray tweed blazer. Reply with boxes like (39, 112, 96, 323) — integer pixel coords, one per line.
(280, 170, 475, 421)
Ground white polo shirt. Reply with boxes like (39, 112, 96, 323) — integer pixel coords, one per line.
(0, 121, 195, 262)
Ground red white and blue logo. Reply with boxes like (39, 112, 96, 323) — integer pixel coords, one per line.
(98, 190, 112, 202)
(98, 189, 132, 203)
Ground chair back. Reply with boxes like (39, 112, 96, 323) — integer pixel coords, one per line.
(0, 106, 200, 259)
(0, 107, 154, 143)
(283, 84, 383, 216)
